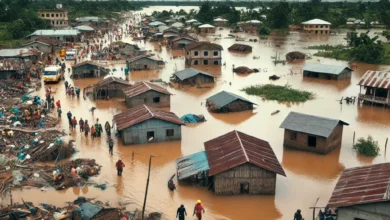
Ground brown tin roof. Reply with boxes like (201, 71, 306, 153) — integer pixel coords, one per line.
(122, 81, 171, 98)
(94, 76, 131, 88)
(327, 163, 390, 208)
(113, 104, 184, 130)
(185, 41, 223, 51)
(358, 70, 390, 89)
(204, 130, 286, 177)
(127, 55, 161, 63)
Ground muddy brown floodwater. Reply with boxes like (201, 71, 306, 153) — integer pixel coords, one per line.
(3, 6, 390, 220)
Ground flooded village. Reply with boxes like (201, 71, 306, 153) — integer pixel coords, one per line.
(1, 1, 390, 220)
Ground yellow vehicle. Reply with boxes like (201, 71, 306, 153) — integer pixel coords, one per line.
(60, 49, 66, 57)
(43, 66, 62, 83)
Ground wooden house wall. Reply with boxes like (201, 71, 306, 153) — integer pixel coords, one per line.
(121, 118, 181, 145)
(283, 129, 328, 154)
(210, 100, 253, 113)
(179, 74, 214, 85)
(125, 90, 170, 108)
(213, 163, 277, 195)
(325, 124, 344, 153)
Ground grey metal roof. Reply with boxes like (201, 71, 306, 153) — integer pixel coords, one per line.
(28, 29, 80, 37)
(0, 48, 36, 58)
(206, 91, 256, 108)
(280, 112, 349, 138)
(76, 16, 107, 23)
(303, 63, 352, 75)
(173, 68, 214, 81)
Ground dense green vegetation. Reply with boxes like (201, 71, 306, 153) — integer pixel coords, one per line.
(312, 32, 390, 64)
(353, 136, 380, 157)
(242, 84, 314, 102)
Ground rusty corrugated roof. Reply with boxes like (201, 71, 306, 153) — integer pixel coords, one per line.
(185, 41, 223, 51)
(358, 70, 390, 88)
(113, 105, 184, 131)
(94, 76, 131, 88)
(327, 163, 390, 208)
(122, 81, 171, 98)
(204, 130, 286, 177)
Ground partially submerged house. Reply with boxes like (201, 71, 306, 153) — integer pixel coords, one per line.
(171, 68, 215, 86)
(206, 91, 256, 113)
(127, 55, 164, 70)
(27, 29, 80, 42)
(357, 70, 390, 106)
(198, 24, 216, 34)
(303, 63, 352, 80)
(327, 163, 390, 220)
(113, 105, 183, 145)
(163, 27, 180, 39)
(280, 112, 349, 154)
(213, 18, 228, 26)
(170, 36, 198, 50)
(123, 81, 171, 108)
(113, 41, 144, 58)
(302, 19, 331, 34)
(176, 130, 286, 195)
(20, 41, 54, 55)
(228, 44, 252, 53)
(71, 61, 108, 78)
(185, 42, 223, 66)
(237, 20, 262, 33)
(86, 76, 131, 100)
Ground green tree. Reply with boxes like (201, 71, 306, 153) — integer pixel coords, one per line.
(7, 19, 26, 39)
(347, 31, 385, 63)
(196, 2, 213, 23)
(267, 2, 291, 29)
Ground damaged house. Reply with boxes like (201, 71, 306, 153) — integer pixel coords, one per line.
(206, 91, 256, 113)
(123, 81, 172, 108)
(84, 76, 131, 100)
(113, 105, 184, 145)
(357, 70, 390, 106)
(171, 68, 215, 86)
(127, 55, 165, 70)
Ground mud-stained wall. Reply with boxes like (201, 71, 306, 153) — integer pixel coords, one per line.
(283, 129, 328, 154)
(337, 202, 390, 220)
(125, 90, 170, 108)
(213, 163, 277, 196)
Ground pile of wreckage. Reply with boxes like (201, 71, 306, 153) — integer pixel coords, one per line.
(0, 158, 101, 193)
(0, 94, 58, 129)
(233, 66, 259, 74)
(228, 44, 252, 53)
(285, 51, 306, 61)
(0, 196, 163, 220)
(0, 129, 74, 163)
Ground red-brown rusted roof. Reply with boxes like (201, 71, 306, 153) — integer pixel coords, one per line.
(185, 41, 223, 51)
(327, 163, 390, 208)
(113, 104, 184, 131)
(94, 76, 131, 88)
(122, 81, 171, 98)
(204, 130, 286, 177)
(358, 70, 390, 89)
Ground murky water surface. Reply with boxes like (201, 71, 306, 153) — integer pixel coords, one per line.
(3, 6, 390, 220)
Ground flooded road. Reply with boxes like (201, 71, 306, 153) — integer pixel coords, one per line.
(4, 6, 390, 220)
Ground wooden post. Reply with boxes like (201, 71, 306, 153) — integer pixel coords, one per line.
(312, 207, 315, 220)
(385, 138, 388, 154)
(142, 156, 153, 220)
(353, 131, 356, 147)
(132, 151, 134, 161)
(10, 186, 12, 205)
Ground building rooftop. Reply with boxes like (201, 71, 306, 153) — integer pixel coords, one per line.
(185, 41, 223, 51)
(206, 91, 256, 109)
(76, 16, 107, 23)
(173, 68, 214, 81)
(302, 19, 331, 25)
(213, 18, 228, 22)
(94, 76, 131, 88)
(204, 130, 286, 177)
(303, 63, 352, 75)
(358, 70, 390, 89)
(122, 81, 171, 99)
(74, 25, 95, 32)
(280, 112, 349, 138)
(198, 24, 215, 28)
(72, 61, 106, 69)
(328, 163, 390, 208)
(127, 55, 161, 63)
(28, 29, 80, 37)
(176, 151, 210, 180)
(186, 19, 198, 24)
(149, 21, 166, 27)
(114, 105, 183, 131)
(171, 22, 184, 28)
(0, 48, 38, 58)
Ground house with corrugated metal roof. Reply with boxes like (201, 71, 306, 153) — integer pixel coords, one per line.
(169, 36, 198, 50)
(84, 76, 131, 100)
(302, 19, 331, 34)
(123, 81, 171, 108)
(357, 70, 390, 106)
(198, 24, 216, 34)
(303, 63, 352, 80)
(327, 163, 390, 220)
(27, 29, 80, 42)
(113, 105, 183, 145)
(126, 55, 165, 70)
(206, 91, 256, 113)
(175, 130, 286, 195)
(280, 112, 349, 154)
(71, 61, 108, 78)
(171, 68, 215, 87)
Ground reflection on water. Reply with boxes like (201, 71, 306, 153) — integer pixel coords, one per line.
(2, 5, 390, 220)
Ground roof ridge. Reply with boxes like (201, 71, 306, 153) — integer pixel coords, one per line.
(144, 105, 154, 117)
(235, 130, 249, 162)
(142, 81, 151, 89)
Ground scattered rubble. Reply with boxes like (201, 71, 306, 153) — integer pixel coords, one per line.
(286, 51, 306, 61)
(228, 44, 252, 53)
(233, 66, 254, 74)
(269, 75, 281, 80)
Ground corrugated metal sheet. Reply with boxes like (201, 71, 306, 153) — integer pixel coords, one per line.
(176, 151, 210, 180)
(206, 91, 256, 109)
(122, 81, 171, 98)
(204, 130, 286, 177)
(327, 163, 390, 208)
(186, 42, 223, 51)
(114, 104, 183, 131)
(173, 68, 214, 81)
(0, 48, 38, 58)
(280, 112, 349, 138)
(94, 76, 131, 88)
(358, 70, 390, 89)
(171, 36, 197, 43)
(127, 55, 161, 63)
(28, 29, 80, 37)
(303, 63, 352, 75)
(302, 19, 331, 25)
(73, 61, 106, 69)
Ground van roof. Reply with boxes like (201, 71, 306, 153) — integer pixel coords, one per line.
(44, 65, 61, 71)
(66, 51, 76, 54)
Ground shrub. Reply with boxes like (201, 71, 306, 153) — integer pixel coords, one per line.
(353, 135, 380, 156)
(259, 26, 271, 36)
(241, 84, 314, 102)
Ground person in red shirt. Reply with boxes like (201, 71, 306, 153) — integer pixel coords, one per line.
(56, 100, 61, 108)
(193, 200, 205, 220)
(71, 117, 77, 130)
(115, 159, 125, 176)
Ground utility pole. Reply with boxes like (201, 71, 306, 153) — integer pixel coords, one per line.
(141, 155, 154, 220)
